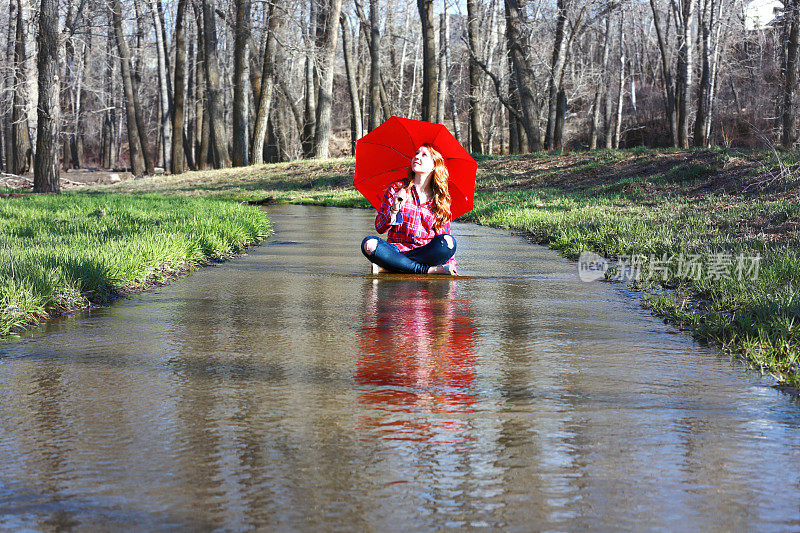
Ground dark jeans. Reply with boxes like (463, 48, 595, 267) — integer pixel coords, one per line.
(361, 234, 457, 274)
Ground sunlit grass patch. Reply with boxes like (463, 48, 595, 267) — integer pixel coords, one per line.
(0, 193, 271, 336)
(465, 182, 799, 384)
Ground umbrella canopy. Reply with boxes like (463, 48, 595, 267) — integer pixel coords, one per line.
(354, 116, 477, 220)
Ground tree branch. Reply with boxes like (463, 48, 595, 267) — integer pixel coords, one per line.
(462, 38, 525, 123)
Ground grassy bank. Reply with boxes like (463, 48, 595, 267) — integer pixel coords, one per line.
(1, 193, 270, 336)
(91, 147, 798, 385)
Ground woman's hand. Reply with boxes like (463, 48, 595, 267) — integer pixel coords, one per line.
(391, 187, 408, 215)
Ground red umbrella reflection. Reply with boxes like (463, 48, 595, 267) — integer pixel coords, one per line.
(355, 278, 477, 444)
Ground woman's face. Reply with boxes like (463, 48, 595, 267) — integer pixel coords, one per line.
(411, 146, 435, 176)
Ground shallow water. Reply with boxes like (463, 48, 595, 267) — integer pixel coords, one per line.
(1, 204, 799, 531)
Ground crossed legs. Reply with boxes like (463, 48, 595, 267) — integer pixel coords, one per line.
(362, 234, 456, 274)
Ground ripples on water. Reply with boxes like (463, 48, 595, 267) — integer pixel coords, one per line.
(1, 205, 799, 530)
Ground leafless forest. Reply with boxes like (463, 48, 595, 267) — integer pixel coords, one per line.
(1, 0, 798, 191)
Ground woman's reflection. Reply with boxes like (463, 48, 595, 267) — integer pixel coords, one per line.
(355, 278, 477, 443)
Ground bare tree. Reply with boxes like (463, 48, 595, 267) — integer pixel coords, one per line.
(2, 0, 14, 172)
(301, 1, 318, 155)
(10, 0, 31, 174)
(201, 0, 231, 168)
(150, 0, 172, 169)
(368, 0, 382, 130)
(782, 0, 800, 148)
(232, 0, 251, 166)
(252, 1, 281, 164)
(33, 0, 60, 192)
(341, 11, 363, 152)
(442, 7, 460, 142)
(650, 0, 678, 146)
(437, 11, 447, 124)
(676, 0, 695, 148)
(590, 15, 611, 149)
(417, 0, 438, 122)
(101, 25, 118, 169)
(171, 0, 188, 173)
(130, 0, 155, 174)
(314, 0, 344, 158)
(613, 11, 625, 149)
(466, 0, 485, 153)
(111, 0, 147, 176)
(545, 0, 569, 150)
(505, 0, 541, 151)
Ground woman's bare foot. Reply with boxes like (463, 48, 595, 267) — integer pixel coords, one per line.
(371, 263, 389, 274)
(427, 264, 456, 275)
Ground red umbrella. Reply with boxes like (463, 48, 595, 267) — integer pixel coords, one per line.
(354, 116, 477, 220)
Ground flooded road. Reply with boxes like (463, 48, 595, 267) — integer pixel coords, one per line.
(1, 204, 799, 530)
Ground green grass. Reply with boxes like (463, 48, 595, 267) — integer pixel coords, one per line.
(0, 193, 271, 336)
(462, 188, 799, 384)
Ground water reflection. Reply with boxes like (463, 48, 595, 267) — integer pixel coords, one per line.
(355, 278, 477, 443)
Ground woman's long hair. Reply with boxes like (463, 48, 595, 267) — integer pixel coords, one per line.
(407, 143, 451, 232)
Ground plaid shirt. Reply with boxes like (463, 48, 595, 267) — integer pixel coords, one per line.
(375, 181, 457, 269)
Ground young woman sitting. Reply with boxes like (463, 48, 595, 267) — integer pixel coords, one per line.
(361, 143, 457, 275)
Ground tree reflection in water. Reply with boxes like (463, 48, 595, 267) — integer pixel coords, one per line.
(355, 278, 477, 444)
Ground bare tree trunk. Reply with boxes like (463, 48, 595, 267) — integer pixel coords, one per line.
(200, 102, 210, 169)
(505, 0, 540, 151)
(155, 0, 172, 99)
(554, 88, 566, 150)
(545, 0, 568, 149)
(590, 15, 611, 149)
(397, 3, 413, 105)
(506, 51, 529, 154)
(102, 25, 116, 168)
(676, 0, 694, 148)
(408, 33, 421, 118)
(302, 1, 318, 156)
(186, 23, 197, 169)
(341, 13, 363, 153)
(201, 0, 231, 168)
(34, 0, 60, 192)
(417, 0, 438, 122)
(129, 0, 154, 174)
(614, 15, 625, 149)
(232, 0, 251, 166)
(650, 0, 678, 146)
(62, 16, 76, 172)
(1, 113, 6, 172)
(313, 0, 343, 158)
(443, 8, 460, 142)
(782, 0, 800, 148)
(11, 0, 31, 174)
(171, 0, 187, 174)
(368, 0, 381, 130)
(151, 0, 172, 170)
(436, 11, 446, 124)
(694, 0, 709, 146)
(703, 0, 725, 143)
(74, 36, 91, 168)
(252, 1, 281, 164)
(3, 0, 15, 172)
(467, 0, 484, 153)
(193, 5, 208, 169)
(111, 0, 146, 177)
(604, 40, 615, 148)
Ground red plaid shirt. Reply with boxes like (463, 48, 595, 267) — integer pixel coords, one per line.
(375, 181, 457, 269)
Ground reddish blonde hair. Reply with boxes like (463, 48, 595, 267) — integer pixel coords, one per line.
(405, 143, 451, 232)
